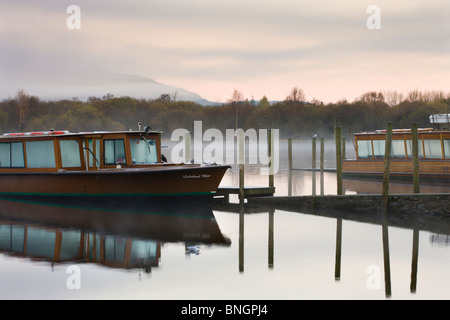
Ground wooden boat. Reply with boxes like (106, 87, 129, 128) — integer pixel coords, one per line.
(343, 125, 450, 185)
(0, 127, 230, 206)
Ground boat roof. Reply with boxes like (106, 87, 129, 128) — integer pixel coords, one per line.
(354, 128, 441, 135)
(1, 129, 163, 139)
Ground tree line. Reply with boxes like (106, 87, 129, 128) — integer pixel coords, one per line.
(1, 88, 449, 140)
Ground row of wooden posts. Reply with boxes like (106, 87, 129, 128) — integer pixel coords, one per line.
(335, 123, 421, 196)
(288, 124, 421, 199)
(185, 123, 421, 203)
(184, 130, 276, 203)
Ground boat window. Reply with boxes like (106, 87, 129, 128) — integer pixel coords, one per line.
(60, 140, 81, 167)
(391, 140, 406, 158)
(83, 139, 100, 168)
(104, 236, 126, 263)
(405, 140, 424, 159)
(104, 139, 126, 165)
(423, 139, 443, 159)
(25, 227, 56, 258)
(372, 140, 385, 158)
(25, 140, 56, 168)
(130, 240, 158, 265)
(0, 224, 25, 253)
(60, 230, 82, 260)
(444, 139, 450, 159)
(0, 142, 25, 168)
(130, 138, 158, 164)
(357, 140, 372, 159)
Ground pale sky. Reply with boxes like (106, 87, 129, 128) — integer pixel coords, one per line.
(0, 0, 449, 103)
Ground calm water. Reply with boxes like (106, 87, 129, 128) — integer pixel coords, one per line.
(1, 140, 450, 300)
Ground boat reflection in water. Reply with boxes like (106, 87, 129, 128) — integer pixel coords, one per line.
(0, 198, 230, 272)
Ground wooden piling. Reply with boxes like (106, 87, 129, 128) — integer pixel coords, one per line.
(320, 137, 324, 171)
(288, 138, 293, 171)
(269, 129, 274, 188)
(312, 136, 316, 195)
(411, 124, 420, 293)
(382, 123, 393, 213)
(381, 123, 392, 297)
(239, 131, 245, 202)
(335, 127, 343, 195)
(320, 137, 324, 195)
(411, 123, 420, 194)
(312, 136, 317, 171)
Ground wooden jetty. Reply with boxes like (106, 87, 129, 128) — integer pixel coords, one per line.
(215, 124, 450, 218)
(246, 193, 450, 216)
(215, 186, 275, 203)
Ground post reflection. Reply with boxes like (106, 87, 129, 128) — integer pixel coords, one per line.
(410, 229, 419, 293)
(239, 204, 244, 273)
(235, 203, 445, 298)
(381, 208, 392, 297)
(335, 218, 342, 281)
(268, 208, 274, 269)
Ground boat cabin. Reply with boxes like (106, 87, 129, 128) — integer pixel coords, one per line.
(354, 128, 450, 160)
(0, 129, 164, 173)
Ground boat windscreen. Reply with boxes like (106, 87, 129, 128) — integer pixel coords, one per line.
(130, 138, 158, 164)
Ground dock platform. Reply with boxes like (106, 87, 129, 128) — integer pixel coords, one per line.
(215, 186, 275, 202)
(246, 193, 450, 216)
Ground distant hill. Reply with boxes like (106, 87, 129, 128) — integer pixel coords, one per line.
(1, 65, 212, 105)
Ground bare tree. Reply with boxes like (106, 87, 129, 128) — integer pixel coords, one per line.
(285, 87, 306, 102)
(15, 89, 30, 132)
(228, 89, 244, 129)
(384, 90, 404, 107)
(407, 89, 422, 102)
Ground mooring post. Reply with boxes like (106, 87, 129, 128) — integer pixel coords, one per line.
(335, 127, 343, 195)
(320, 137, 325, 195)
(382, 123, 393, 213)
(239, 130, 245, 202)
(312, 136, 316, 171)
(411, 123, 420, 293)
(381, 122, 393, 297)
(411, 123, 420, 194)
(312, 136, 316, 195)
(269, 129, 274, 188)
(288, 138, 293, 171)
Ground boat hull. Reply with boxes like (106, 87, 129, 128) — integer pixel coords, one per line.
(342, 159, 450, 185)
(0, 164, 230, 207)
